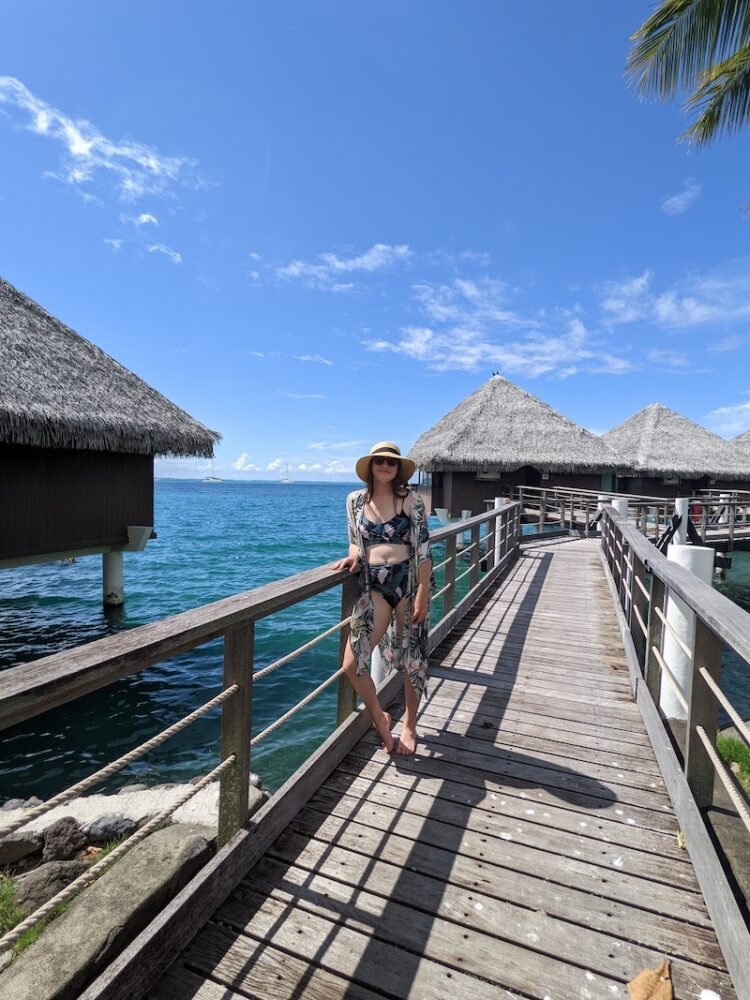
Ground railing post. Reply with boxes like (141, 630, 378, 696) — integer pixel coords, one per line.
(701, 504, 708, 543)
(336, 574, 359, 724)
(444, 534, 457, 617)
(470, 523, 480, 589)
(645, 575, 667, 704)
(218, 623, 254, 847)
(539, 494, 546, 534)
(685, 619, 723, 808)
(630, 554, 649, 670)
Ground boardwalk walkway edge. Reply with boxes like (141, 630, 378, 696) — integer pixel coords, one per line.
(598, 543, 750, 998)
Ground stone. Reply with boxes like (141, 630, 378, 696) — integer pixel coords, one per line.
(0, 824, 213, 1000)
(1, 798, 27, 811)
(42, 817, 87, 862)
(84, 814, 138, 844)
(15, 861, 88, 916)
(117, 783, 147, 795)
(0, 831, 42, 866)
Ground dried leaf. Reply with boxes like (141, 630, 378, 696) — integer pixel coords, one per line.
(628, 959, 673, 1000)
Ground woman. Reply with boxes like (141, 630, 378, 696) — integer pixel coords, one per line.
(331, 441, 432, 755)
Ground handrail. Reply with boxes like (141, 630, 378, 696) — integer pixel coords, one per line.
(599, 502, 750, 993)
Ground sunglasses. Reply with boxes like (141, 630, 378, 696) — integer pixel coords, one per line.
(372, 456, 399, 467)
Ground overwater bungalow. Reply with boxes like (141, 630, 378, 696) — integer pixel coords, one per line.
(732, 427, 750, 459)
(408, 374, 622, 516)
(603, 403, 750, 498)
(0, 276, 219, 603)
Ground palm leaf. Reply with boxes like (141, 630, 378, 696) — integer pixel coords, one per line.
(684, 41, 750, 143)
(628, 0, 750, 99)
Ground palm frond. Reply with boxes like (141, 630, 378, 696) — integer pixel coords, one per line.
(684, 41, 750, 143)
(628, 0, 750, 99)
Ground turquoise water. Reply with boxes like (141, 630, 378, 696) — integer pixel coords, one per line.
(0, 481, 459, 802)
(715, 550, 750, 724)
(2, 481, 748, 804)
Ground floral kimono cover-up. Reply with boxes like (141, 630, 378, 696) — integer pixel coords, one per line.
(346, 488, 432, 701)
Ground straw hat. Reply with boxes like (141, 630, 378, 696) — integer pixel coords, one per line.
(355, 441, 416, 483)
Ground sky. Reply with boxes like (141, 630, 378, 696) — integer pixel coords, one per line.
(2, 1, 750, 480)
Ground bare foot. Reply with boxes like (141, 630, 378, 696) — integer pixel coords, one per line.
(396, 724, 417, 755)
(373, 711, 395, 753)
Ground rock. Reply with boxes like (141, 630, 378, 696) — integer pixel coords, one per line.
(84, 814, 138, 844)
(1, 798, 27, 811)
(117, 783, 147, 795)
(0, 824, 213, 1000)
(0, 831, 42, 866)
(15, 861, 88, 916)
(42, 818, 87, 862)
(249, 772, 263, 789)
(25, 797, 43, 809)
(0, 951, 11, 974)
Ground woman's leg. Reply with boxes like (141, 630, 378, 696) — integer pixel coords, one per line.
(342, 591, 396, 752)
(393, 598, 419, 755)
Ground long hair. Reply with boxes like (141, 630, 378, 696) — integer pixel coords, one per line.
(365, 461, 410, 502)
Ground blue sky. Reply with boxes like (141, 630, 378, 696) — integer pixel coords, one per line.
(2, 1, 750, 480)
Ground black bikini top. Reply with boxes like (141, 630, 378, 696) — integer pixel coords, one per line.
(360, 505, 411, 547)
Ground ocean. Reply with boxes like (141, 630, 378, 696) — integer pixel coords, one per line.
(1, 480, 749, 803)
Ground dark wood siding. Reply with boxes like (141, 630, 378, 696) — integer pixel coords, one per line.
(0, 446, 153, 560)
(427, 470, 608, 517)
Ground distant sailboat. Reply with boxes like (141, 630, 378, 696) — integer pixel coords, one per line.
(203, 459, 222, 483)
(279, 464, 293, 484)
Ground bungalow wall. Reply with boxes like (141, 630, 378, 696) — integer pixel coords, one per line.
(0, 445, 153, 561)
(426, 468, 610, 517)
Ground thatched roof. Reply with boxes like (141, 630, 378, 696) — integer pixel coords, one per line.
(408, 375, 622, 473)
(0, 276, 220, 457)
(603, 403, 750, 480)
(732, 428, 750, 457)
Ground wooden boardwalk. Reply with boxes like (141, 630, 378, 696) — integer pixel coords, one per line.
(150, 537, 735, 1000)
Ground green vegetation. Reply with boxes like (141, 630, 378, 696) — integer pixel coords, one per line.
(628, 1, 750, 146)
(0, 875, 21, 936)
(11, 897, 72, 955)
(717, 734, 750, 796)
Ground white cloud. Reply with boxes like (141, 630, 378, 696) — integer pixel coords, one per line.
(707, 335, 744, 353)
(661, 179, 701, 216)
(601, 271, 652, 324)
(267, 458, 285, 472)
(147, 243, 182, 264)
(103, 238, 123, 252)
(705, 400, 750, 435)
(309, 440, 363, 451)
(325, 459, 354, 474)
(600, 261, 750, 329)
(295, 354, 333, 365)
(368, 278, 633, 378)
(0, 76, 200, 202)
(232, 453, 259, 472)
(647, 348, 690, 369)
(249, 251, 262, 262)
(280, 391, 326, 399)
(297, 463, 323, 472)
(122, 211, 159, 227)
(276, 242, 411, 289)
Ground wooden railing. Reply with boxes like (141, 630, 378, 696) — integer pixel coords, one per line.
(599, 505, 750, 995)
(0, 502, 521, 953)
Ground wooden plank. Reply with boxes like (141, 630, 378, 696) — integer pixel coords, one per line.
(290, 804, 710, 923)
(274, 807, 721, 959)
(342, 743, 679, 834)
(308, 781, 692, 889)
(322, 767, 688, 862)
(237, 859, 636, 998)
(161, 921, 384, 1000)
(216, 888, 522, 1000)
(218, 623, 254, 846)
(249, 851, 731, 995)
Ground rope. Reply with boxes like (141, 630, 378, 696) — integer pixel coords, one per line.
(0, 686, 238, 840)
(698, 668, 750, 749)
(254, 617, 350, 682)
(653, 606, 693, 658)
(695, 726, 750, 835)
(650, 646, 689, 712)
(0, 755, 235, 952)
(251, 668, 345, 747)
(432, 555, 453, 572)
(432, 581, 451, 601)
(634, 574, 650, 598)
